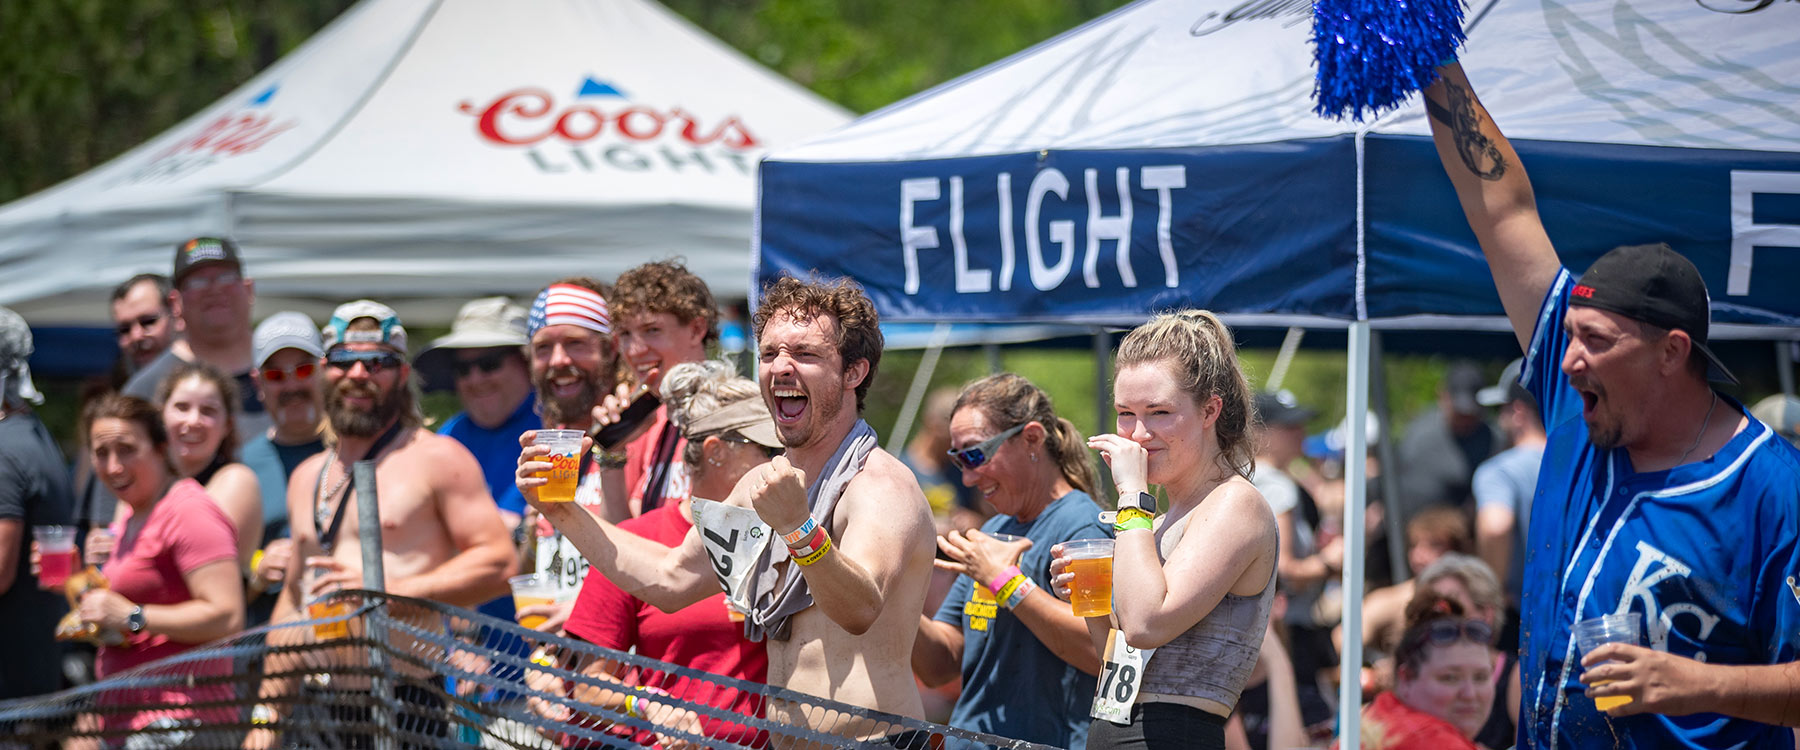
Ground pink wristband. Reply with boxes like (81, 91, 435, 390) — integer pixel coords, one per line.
(987, 565, 1022, 594)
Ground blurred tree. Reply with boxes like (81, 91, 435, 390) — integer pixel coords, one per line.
(0, 0, 1130, 204)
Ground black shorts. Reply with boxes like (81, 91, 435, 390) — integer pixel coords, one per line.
(1087, 703, 1227, 750)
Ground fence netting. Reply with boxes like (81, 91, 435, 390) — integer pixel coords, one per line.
(0, 591, 1057, 750)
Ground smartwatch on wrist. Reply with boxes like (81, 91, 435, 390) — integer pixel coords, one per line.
(126, 606, 146, 634)
(1126, 491, 1157, 514)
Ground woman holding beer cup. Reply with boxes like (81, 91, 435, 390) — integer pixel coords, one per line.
(75, 393, 243, 736)
(911, 373, 1109, 749)
(1051, 310, 1278, 750)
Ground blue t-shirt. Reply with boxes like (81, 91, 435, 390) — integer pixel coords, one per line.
(1473, 442, 1542, 603)
(438, 394, 540, 517)
(1517, 269, 1800, 750)
(439, 393, 540, 621)
(239, 434, 324, 544)
(933, 490, 1111, 749)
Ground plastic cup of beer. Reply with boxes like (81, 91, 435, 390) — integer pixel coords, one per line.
(1063, 538, 1116, 617)
(33, 526, 77, 589)
(1574, 612, 1641, 711)
(533, 430, 585, 503)
(306, 566, 352, 641)
(509, 574, 563, 630)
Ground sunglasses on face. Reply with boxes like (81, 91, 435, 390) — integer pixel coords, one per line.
(720, 433, 783, 459)
(260, 362, 318, 383)
(325, 349, 404, 374)
(453, 350, 513, 378)
(1410, 619, 1495, 650)
(115, 313, 165, 337)
(181, 270, 241, 292)
(946, 423, 1027, 471)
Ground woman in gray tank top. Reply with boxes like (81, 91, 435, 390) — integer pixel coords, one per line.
(1052, 310, 1280, 750)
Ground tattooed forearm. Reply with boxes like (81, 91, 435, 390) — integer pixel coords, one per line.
(1427, 81, 1507, 181)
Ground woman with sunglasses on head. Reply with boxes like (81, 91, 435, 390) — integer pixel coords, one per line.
(912, 373, 1109, 749)
(532, 360, 774, 748)
(1360, 590, 1496, 750)
(1051, 310, 1278, 750)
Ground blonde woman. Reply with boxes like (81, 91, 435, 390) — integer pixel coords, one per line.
(1053, 310, 1279, 749)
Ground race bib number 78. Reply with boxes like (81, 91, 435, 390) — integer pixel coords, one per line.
(1091, 628, 1154, 725)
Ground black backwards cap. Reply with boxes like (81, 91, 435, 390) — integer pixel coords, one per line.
(1568, 243, 1736, 385)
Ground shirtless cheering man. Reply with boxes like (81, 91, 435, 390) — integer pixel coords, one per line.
(518, 275, 936, 741)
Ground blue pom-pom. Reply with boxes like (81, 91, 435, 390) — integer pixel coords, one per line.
(1311, 0, 1468, 122)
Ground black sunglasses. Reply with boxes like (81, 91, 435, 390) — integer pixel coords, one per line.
(115, 313, 164, 337)
(325, 349, 404, 374)
(452, 350, 513, 378)
(1410, 619, 1495, 650)
(946, 423, 1027, 471)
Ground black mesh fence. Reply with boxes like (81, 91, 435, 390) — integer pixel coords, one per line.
(0, 591, 1057, 750)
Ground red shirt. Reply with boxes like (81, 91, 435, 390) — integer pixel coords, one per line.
(565, 502, 767, 746)
(1358, 691, 1480, 750)
(622, 406, 689, 516)
(99, 479, 238, 729)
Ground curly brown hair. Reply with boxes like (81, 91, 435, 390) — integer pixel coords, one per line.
(752, 274, 882, 413)
(611, 259, 719, 345)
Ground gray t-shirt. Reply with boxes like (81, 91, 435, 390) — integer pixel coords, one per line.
(1473, 443, 1543, 602)
(0, 412, 75, 699)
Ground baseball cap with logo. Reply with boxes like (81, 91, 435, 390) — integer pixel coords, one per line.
(415, 297, 529, 391)
(172, 237, 244, 287)
(321, 300, 408, 354)
(252, 312, 324, 369)
(1568, 243, 1736, 384)
(1255, 390, 1316, 427)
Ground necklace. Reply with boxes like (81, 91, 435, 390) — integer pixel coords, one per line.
(1674, 393, 1718, 467)
(313, 448, 353, 531)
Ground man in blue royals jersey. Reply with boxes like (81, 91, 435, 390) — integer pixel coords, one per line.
(1421, 62, 1800, 749)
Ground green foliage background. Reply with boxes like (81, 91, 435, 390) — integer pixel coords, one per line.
(5, 0, 1474, 457)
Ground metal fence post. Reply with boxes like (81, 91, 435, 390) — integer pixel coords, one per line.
(353, 459, 395, 750)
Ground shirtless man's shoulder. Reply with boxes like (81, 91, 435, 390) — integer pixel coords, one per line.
(839, 449, 932, 530)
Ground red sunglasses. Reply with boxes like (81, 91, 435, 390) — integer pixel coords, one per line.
(260, 362, 318, 383)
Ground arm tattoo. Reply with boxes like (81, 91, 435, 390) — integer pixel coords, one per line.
(1427, 81, 1508, 181)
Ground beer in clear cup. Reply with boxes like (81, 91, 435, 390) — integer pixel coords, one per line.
(1574, 612, 1641, 710)
(1063, 538, 1116, 617)
(508, 573, 562, 629)
(533, 430, 585, 503)
(33, 526, 78, 589)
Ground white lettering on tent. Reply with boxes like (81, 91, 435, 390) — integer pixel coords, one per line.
(1143, 166, 1186, 288)
(949, 177, 992, 293)
(997, 172, 1016, 292)
(1085, 168, 1134, 288)
(1730, 171, 1800, 296)
(1028, 168, 1076, 291)
(901, 178, 941, 295)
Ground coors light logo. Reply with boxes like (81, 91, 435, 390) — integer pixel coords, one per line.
(124, 84, 295, 185)
(457, 77, 761, 176)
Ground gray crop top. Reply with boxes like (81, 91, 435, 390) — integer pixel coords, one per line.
(1137, 508, 1276, 709)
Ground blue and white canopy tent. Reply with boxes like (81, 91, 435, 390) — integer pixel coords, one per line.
(756, 0, 1799, 743)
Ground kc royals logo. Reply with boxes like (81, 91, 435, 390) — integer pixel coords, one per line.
(1614, 541, 1721, 661)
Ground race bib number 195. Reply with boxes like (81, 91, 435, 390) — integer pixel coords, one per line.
(1090, 628, 1154, 725)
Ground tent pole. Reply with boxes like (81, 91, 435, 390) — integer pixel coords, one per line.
(1369, 331, 1407, 583)
(1339, 321, 1371, 750)
(1093, 328, 1114, 503)
(1778, 340, 1795, 397)
(886, 322, 953, 455)
(984, 342, 1003, 374)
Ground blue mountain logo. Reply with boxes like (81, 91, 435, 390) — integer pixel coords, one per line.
(249, 84, 279, 107)
(577, 76, 625, 99)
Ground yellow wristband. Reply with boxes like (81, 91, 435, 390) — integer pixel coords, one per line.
(1115, 506, 1155, 525)
(624, 693, 640, 718)
(995, 574, 1029, 603)
(249, 549, 265, 577)
(791, 533, 833, 566)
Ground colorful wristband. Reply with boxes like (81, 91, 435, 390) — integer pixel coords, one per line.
(788, 525, 828, 558)
(781, 517, 818, 546)
(1001, 576, 1038, 609)
(624, 693, 641, 719)
(1115, 516, 1155, 533)
(987, 565, 1023, 595)
(791, 533, 834, 566)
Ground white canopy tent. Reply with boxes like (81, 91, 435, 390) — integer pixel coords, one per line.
(0, 0, 850, 328)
